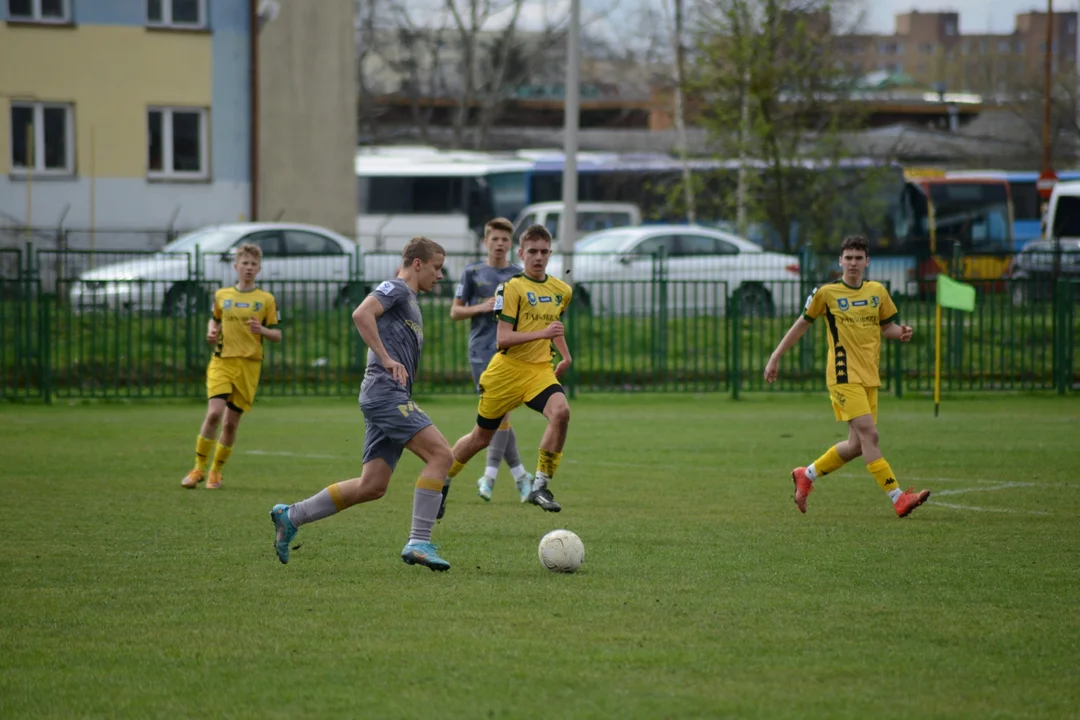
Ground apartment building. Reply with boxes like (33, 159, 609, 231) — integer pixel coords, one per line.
(0, 0, 356, 237)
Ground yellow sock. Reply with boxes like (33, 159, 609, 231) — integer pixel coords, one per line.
(210, 443, 233, 473)
(812, 446, 847, 477)
(448, 459, 466, 479)
(538, 449, 563, 479)
(195, 435, 214, 471)
(866, 457, 899, 494)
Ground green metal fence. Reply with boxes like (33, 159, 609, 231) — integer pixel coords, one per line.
(1, 252, 1078, 402)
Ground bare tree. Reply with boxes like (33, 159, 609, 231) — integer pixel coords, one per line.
(689, 0, 892, 251)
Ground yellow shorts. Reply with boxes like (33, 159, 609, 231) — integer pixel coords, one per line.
(477, 353, 560, 423)
(206, 357, 262, 412)
(829, 384, 878, 424)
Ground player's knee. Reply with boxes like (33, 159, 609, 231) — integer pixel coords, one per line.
(859, 426, 879, 448)
(550, 403, 571, 427)
(430, 443, 454, 477)
(222, 414, 241, 433)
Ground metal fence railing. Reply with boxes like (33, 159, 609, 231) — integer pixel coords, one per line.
(2, 263, 1077, 401)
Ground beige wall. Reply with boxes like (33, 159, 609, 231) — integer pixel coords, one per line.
(0, 24, 210, 177)
(258, 0, 357, 237)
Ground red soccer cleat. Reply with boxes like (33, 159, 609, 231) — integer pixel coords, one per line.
(894, 487, 931, 518)
(791, 467, 813, 514)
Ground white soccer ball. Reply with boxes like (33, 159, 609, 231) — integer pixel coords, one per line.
(538, 529, 584, 573)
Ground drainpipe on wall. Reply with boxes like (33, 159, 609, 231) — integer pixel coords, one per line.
(249, 0, 260, 222)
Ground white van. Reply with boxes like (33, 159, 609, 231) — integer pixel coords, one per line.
(1045, 180, 1080, 242)
(513, 202, 642, 249)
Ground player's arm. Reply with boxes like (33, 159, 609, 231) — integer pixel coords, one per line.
(450, 297, 496, 321)
(353, 295, 408, 385)
(552, 334, 572, 377)
(878, 290, 911, 342)
(763, 316, 813, 383)
(495, 319, 563, 348)
(881, 320, 913, 342)
(248, 298, 282, 343)
(206, 316, 221, 345)
(207, 294, 222, 345)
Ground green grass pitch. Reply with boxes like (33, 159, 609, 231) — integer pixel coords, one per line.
(1, 394, 1078, 718)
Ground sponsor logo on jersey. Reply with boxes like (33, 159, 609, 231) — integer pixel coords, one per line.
(852, 300, 868, 307)
(376, 281, 395, 295)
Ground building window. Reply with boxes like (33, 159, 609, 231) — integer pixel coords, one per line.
(146, 0, 207, 29)
(147, 107, 209, 180)
(919, 43, 935, 55)
(944, 20, 957, 36)
(998, 41, 1011, 54)
(9, 102, 75, 175)
(7, 0, 71, 23)
(1014, 41, 1026, 54)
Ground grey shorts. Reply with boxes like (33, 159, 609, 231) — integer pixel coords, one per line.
(359, 390, 434, 470)
(470, 356, 494, 393)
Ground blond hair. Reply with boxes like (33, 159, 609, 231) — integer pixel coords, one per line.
(484, 217, 514, 238)
(235, 243, 262, 261)
(520, 224, 552, 247)
(402, 236, 446, 265)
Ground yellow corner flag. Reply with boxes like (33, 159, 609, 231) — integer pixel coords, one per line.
(934, 274, 976, 416)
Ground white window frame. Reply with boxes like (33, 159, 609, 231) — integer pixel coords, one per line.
(7, 0, 72, 23)
(9, 101, 75, 176)
(147, 106, 210, 181)
(146, 0, 208, 29)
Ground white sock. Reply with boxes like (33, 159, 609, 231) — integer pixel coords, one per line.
(532, 472, 551, 492)
(805, 463, 818, 482)
(510, 464, 529, 482)
(887, 487, 903, 503)
(484, 466, 498, 481)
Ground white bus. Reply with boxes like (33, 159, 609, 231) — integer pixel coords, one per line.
(355, 146, 533, 256)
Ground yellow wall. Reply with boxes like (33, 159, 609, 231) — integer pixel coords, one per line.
(0, 25, 211, 177)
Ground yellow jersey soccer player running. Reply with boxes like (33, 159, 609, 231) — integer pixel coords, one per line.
(181, 243, 281, 490)
(764, 234, 930, 518)
(441, 224, 573, 514)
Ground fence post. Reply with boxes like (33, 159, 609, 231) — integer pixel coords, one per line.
(565, 295, 577, 399)
(39, 289, 51, 404)
(730, 291, 741, 400)
(1053, 279, 1069, 395)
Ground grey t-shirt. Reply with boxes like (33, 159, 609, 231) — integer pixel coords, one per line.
(456, 261, 522, 363)
(360, 278, 424, 398)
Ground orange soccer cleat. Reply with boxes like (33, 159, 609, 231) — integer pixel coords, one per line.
(791, 467, 813, 514)
(206, 471, 223, 490)
(181, 469, 205, 489)
(894, 487, 931, 518)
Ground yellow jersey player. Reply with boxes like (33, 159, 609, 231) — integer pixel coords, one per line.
(440, 224, 573, 514)
(764, 234, 930, 518)
(181, 243, 281, 490)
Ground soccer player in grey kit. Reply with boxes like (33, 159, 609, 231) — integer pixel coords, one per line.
(448, 217, 534, 509)
(269, 237, 455, 571)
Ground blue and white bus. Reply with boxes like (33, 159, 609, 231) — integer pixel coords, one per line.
(355, 146, 533, 254)
(946, 169, 1080, 249)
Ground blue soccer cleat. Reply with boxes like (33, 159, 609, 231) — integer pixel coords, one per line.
(269, 503, 297, 564)
(477, 475, 494, 502)
(515, 472, 534, 503)
(401, 541, 451, 572)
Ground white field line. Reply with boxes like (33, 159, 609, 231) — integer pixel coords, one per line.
(929, 501, 1050, 516)
(934, 482, 1036, 496)
(245, 449, 338, 459)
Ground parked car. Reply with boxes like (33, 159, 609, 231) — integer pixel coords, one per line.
(513, 202, 642, 248)
(545, 225, 802, 317)
(1008, 238, 1080, 305)
(69, 222, 403, 316)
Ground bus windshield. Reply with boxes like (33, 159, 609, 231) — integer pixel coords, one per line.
(898, 180, 1012, 253)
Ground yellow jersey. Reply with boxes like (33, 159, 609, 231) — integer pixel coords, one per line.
(212, 286, 279, 361)
(803, 280, 898, 387)
(494, 273, 572, 364)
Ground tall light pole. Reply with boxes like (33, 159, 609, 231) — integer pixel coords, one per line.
(560, 0, 581, 280)
(1042, 0, 1053, 175)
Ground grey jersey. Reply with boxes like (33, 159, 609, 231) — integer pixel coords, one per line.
(360, 278, 424, 398)
(456, 261, 522, 362)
